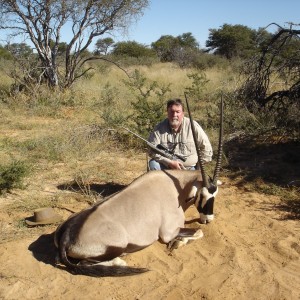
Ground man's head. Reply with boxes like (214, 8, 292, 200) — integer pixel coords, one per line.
(167, 99, 184, 130)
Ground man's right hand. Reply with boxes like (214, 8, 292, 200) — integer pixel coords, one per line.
(168, 160, 185, 170)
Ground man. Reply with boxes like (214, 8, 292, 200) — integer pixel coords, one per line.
(148, 98, 213, 170)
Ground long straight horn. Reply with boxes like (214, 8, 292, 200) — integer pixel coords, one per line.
(184, 93, 209, 188)
(212, 95, 224, 185)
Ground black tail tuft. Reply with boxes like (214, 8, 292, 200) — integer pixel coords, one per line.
(64, 263, 149, 277)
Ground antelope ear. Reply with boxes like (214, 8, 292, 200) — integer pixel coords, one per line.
(191, 181, 202, 196)
(190, 185, 198, 198)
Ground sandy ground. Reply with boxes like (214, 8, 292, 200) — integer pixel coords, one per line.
(0, 162, 299, 300)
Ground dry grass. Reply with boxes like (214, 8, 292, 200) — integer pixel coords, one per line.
(72, 62, 236, 107)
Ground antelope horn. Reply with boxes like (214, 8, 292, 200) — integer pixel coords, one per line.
(184, 92, 209, 188)
(212, 95, 224, 185)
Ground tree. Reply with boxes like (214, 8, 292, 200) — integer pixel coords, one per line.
(151, 35, 179, 62)
(5, 43, 33, 58)
(206, 23, 266, 59)
(178, 32, 199, 49)
(0, 0, 149, 88)
(49, 41, 69, 56)
(111, 41, 156, 58)
(151, 32, 199, 63)
(239, 23, 300, 137)
(94, 38, 115, 55)
(0, 45, 12, 59)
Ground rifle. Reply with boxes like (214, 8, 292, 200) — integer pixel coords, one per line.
(122, 127, 186, 162)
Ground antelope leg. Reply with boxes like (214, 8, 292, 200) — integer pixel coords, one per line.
(168, 228, 203, 250)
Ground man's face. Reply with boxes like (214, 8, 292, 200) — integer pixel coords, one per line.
(167, 104, 184, 129)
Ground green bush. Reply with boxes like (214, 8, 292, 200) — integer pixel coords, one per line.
(0, 161, 30, 194)
(99, 83, 129, 126)
(124, 69, 170, 137)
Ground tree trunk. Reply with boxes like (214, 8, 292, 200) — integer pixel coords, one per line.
(40, 49, 59, 87)
(45, 66, 59, 87)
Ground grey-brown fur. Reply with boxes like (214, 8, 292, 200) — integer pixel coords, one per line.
(54, 169, 205, 277)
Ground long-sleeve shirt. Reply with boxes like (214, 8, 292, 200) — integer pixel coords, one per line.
(148, 117, 213, 168)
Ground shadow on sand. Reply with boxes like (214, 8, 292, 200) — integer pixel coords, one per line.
(57, 181, 127, 197)
(28, 182, 127, 270)
(28, 233, 57, 266)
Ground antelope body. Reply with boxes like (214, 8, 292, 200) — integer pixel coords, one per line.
(54, 169, 217, 276)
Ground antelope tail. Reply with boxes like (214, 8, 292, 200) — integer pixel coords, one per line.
(58, 229, 148, 277)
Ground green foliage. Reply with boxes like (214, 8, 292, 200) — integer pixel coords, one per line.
(150, 32, 229, 69)
(110, 54, 159, 67)
(100, 83, 129, 126)
(124, 69, 170, 137)
(178, 32, 199, 48)
(151, 32, 199, 63)
(111, 41, 156, 58)
(191, 52, 230, 70)
(6, 43, 33, 58)
(94, 38, 115, 55)
(185, 71, 209, 99)
(206, 23, 270, 59)
(0, 161, 30, 194)
(151, 35, 178, 62)
(130, 96, 164, 138)
(0, 45, 13, 60)
(49, 40, 68, 56)
(184, 72, 222, 132)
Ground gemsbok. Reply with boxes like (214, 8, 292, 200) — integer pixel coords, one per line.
(54, 95, 224, 277)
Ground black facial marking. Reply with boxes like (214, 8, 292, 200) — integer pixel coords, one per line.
(197, 195, 215, 215)
(197, 182, 217, 216)
(207, 183, 217, 194)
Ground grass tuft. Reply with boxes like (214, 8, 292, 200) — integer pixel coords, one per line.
(0, 160, 30, 194)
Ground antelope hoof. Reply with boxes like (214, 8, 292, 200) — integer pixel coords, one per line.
(78, 257, 127, 267)
(168, 229, 204, 250)
(95, 257, 127, 267)
(168, 238, 188, 250)
(192, 229, 204, 238)
(200, 214, 214, 224)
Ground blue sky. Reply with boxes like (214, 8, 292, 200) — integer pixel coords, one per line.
(2, 0, 300, 50)
(119, 0, 300, 48)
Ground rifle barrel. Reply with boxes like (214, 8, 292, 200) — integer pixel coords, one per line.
(122, 126, 186, 162)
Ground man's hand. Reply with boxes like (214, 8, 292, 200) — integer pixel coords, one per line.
(168, 160, 185, 170)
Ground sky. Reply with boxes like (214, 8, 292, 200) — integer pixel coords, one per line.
(1, 0, 300, 50)
(114, 0, 300, 48)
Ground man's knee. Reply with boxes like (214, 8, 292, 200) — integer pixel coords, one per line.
(149, 159, 163, 170)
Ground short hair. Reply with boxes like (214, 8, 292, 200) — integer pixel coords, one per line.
(167, 98, 184, 111)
